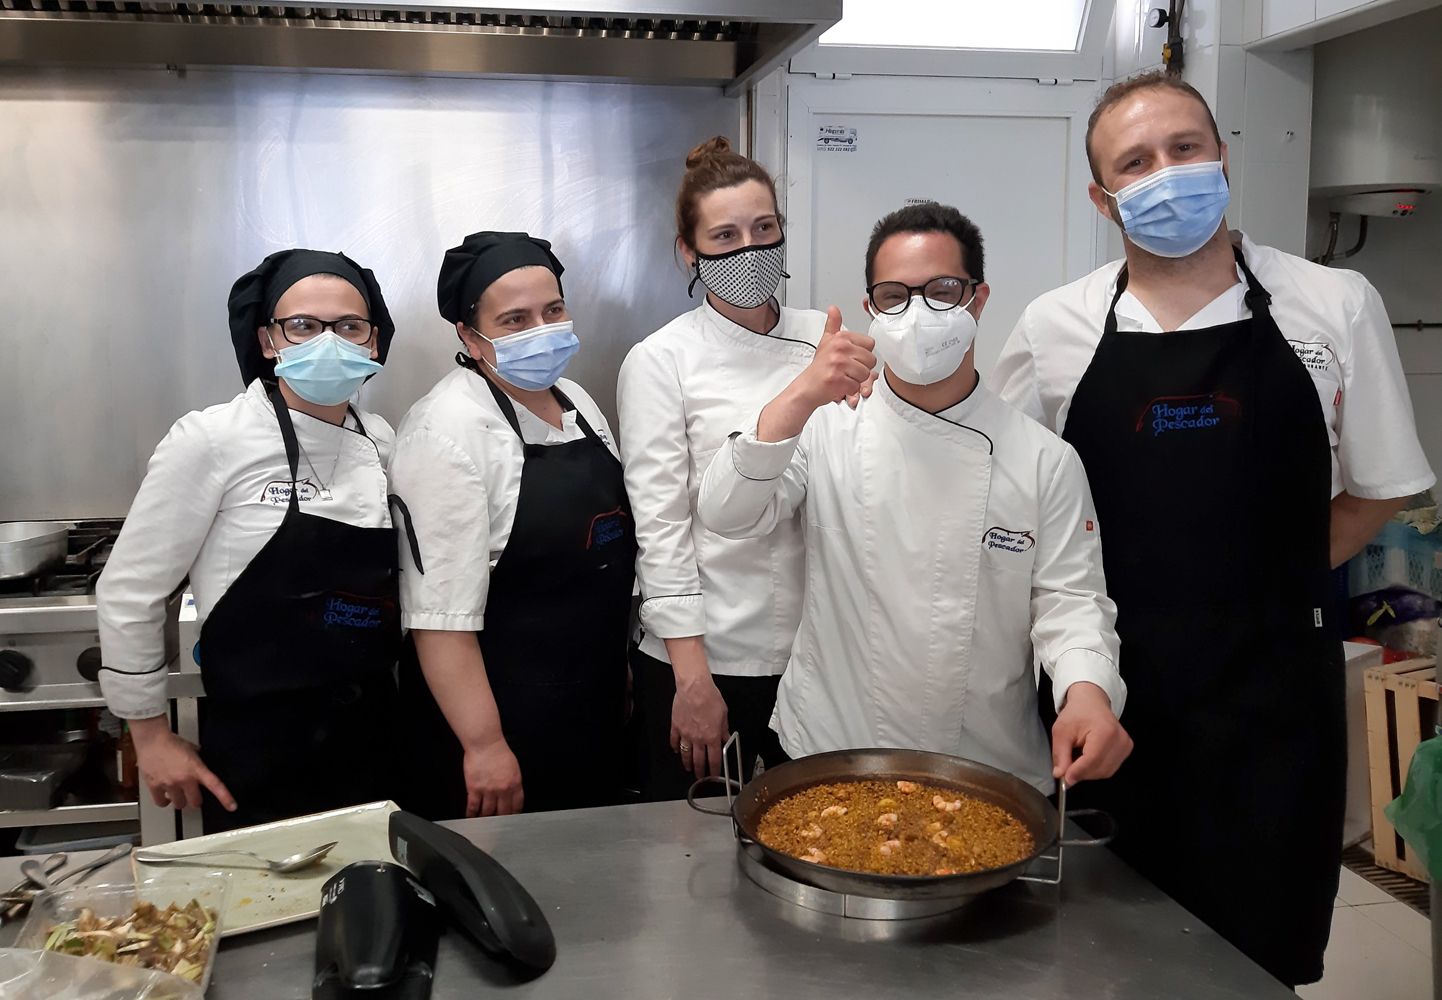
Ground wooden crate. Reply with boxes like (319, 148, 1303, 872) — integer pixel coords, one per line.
(1364, 656, 1439, 881)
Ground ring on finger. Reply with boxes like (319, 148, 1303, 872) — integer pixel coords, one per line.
(678, 742, 692, 753)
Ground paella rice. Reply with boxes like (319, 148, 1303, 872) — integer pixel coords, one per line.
(756, 778, 1034, 876)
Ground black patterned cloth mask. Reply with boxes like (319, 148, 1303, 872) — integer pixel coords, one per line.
(689, 236, 787, 309)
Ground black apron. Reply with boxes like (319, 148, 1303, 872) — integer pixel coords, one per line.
(399, 366, 637, 817)
(1059, 249, 1345, 986)
(198, 383, 401, 833)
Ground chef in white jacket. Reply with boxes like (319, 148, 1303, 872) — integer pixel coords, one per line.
(991, 73, 1435, 986)
(698, 203, 1132, 791)
(391, 230, 635, 819)
(98, 249, 402, 832)
(617, 136, 830, 795)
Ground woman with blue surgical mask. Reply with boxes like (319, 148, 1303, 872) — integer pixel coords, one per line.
(97, 249, 403, 832)
(390, 231, 636, 818)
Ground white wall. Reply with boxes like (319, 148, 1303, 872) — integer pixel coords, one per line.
(1303, 6, 1442, 483)
(1305, 205, 1442, 483)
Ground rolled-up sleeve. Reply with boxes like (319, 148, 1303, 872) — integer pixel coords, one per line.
(1030, 446, 1126, 717)
(390, 429, 492, 632)
(1336, 279, 1436, 500)
(98, 415, 224, 719)
(616, 345, 707, 639)
(697, 423, 810, 540)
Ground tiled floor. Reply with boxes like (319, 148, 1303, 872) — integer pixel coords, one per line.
(1298, 868, 1433, 1000)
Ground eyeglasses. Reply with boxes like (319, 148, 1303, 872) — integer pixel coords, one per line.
(866, 276, 980, 316)
(270, 315, 375, 346)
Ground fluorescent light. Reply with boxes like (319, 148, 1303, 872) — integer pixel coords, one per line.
(819, 0, 1088, 51)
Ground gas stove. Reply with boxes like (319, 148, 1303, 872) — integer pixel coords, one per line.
(0, 518, 123, 603)
(0, 518, 183, 705)
(0, 519, 204, 844)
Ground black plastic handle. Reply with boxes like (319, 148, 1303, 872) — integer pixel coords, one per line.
(312, 861, 438, 1000)
(388, 811, 556, 976)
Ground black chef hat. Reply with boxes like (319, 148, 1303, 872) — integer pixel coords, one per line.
(227, 248, 396, 386)
(436, 231, 565, 325)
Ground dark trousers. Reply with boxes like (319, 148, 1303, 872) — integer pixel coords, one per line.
(629, 644, 786, 801)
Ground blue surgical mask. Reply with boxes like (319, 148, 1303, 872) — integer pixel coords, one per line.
(1103, 160, 1230, 259)
(477, 320, 580, 391)
(273, 331, 382, 405)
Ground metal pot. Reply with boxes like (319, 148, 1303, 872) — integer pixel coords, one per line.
(0, 522, 69, 580)
(690, 742, 1110, 903)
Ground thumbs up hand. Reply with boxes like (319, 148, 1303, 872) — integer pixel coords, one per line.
(756, 306, 877, 442)
(797, 307, 877, 410)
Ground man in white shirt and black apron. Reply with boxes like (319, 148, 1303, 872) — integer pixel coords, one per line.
(994, 72, 1436, 987)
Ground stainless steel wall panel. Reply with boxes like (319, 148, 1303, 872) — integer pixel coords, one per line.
(0, 67, 737, 518)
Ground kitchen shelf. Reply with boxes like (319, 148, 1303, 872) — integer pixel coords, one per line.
(0, 801, 140, 829)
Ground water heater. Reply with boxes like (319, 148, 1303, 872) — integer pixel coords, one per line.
(1310, 7, 1442, 217)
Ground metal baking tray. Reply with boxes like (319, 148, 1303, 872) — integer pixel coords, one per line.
(131, 800, 398, 935)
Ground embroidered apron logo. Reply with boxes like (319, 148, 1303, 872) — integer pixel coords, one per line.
(322, 594, 386, 629)
(587, 508, 630, 550)
(984, 527, 1036, 553)
(1136, 393, 1240, 436)
(261, 479, 320, 505)
(1287, 340, 1337, 373)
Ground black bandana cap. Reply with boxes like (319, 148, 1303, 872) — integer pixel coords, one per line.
(227, 248, 396, 386)
(436, 231, 565, 325)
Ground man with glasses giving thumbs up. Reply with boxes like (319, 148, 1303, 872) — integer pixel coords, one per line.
(698, 202, 1132, 794)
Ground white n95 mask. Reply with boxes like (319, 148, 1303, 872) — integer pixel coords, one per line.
(868, 296, 976, 386)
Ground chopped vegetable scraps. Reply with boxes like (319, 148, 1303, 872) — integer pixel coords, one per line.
(41, 899, 217, 982)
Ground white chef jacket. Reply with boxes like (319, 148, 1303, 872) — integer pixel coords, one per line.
(993, 232, 1436, 501)
(389, 367, 619, 632)
(617, 300, 827, 676)
(97, 379, 395, 719)
(697, 374, 1125, 792)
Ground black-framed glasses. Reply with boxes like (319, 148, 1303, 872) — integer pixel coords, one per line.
(866, 276, 980, 316)
(270, 315, 375, 346)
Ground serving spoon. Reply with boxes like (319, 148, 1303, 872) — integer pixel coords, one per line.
(17, 852, 68, 890)
(134, 841, 337, 874)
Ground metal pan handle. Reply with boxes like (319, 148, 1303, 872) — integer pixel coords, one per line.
(684, 732, 744, 821)
(1017, 781, 1117, 886)
(1059, 807, 1116, 848)
(685, 777, 739, 816)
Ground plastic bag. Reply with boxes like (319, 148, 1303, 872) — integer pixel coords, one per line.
(0, 948, 204, 1000)
(1384, 729, 1442, 882)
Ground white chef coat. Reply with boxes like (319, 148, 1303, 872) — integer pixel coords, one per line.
(697, 374, 1125, 792)
(389, 366, 619, 632)
(616, 300, 827, 676)
(993, 232, 1436, 501)
(97, 379, 395, 719)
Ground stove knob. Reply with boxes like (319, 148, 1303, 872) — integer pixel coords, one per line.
(76, 646, 104, 683)
(0, 649, 34, 691)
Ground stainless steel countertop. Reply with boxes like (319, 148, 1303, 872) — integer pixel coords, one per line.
(1, 800, 1294, 998)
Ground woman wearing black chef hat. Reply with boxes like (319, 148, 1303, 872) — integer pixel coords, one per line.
(390, 231, 636, 818)
(96, 249, 404, 832)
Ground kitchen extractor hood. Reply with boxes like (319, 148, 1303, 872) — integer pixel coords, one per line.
(0, 1, 840, 95)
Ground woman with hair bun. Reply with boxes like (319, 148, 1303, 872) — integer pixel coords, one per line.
(618, 136, 845, 796)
